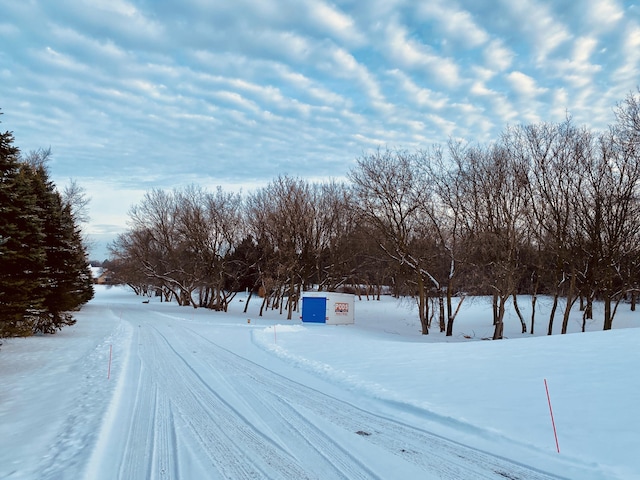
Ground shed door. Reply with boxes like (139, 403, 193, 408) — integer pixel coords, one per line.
(302, 297, 326, 323)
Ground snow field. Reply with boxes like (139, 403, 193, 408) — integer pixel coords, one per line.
(0, 286, 638, 479)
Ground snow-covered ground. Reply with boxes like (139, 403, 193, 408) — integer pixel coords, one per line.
(1, 286, 638, 479)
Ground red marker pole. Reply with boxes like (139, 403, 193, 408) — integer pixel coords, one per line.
(107, 344, 112, 380)
(544, 379, 560, 453)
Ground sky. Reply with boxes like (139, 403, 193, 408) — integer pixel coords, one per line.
(1, 0, 640, 259)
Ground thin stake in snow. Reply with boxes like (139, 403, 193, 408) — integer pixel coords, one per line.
(107, 344, 112, 380)
(544, 378, 560, 453)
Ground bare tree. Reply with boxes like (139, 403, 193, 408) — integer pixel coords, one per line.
(62, 179, 91, 225)
(173, 185, 243, 311)
(311, 181, 358, 291)
(126, 188, 201, 306)
(422, 143, 471, 336)
(452, 143, 530, 339)
(109, 228, 158, 296)
(575, 109, 640, 330)
(349, 148, 438, 334)
(504, 120, 590, 334)
(246, 176, 320, 319)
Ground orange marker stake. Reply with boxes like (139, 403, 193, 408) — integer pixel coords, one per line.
(544, 378, 560, 453)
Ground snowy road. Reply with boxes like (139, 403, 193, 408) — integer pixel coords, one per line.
(79, 299, 565, 480)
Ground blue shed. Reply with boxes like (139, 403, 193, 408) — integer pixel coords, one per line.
(301, 292, 355, 325)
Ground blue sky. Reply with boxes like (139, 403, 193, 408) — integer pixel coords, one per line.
(1, 0, 639, 259)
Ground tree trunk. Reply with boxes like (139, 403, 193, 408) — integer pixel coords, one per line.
(445, 280, 453, 336)
(493, 320, 504, 340)
(417, 275, 429, 335)
(547, 293, 559, 335)
(163, 287, 172, 302)
(603, 292, 613, 330)
(561, 273, 577, 334)
(446, 295, 465, 337)
(492, 295, 506, 340)
(512, 293, 526, 333)
(530, 294, 537, 335)
(438, 294, 445, 333)
(243, 289, 253, 313)
(259, 295, 267, 317)
(530, 271, 539, 335)
(585, 295, 593, 319)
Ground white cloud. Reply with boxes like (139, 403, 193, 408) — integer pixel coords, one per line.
(470, 81, 493, 97)
(277, 69, 348, 107)
(92, 0, 138, 17)
(50, 25, 129, 63)
(471, 66, 497, 83)
(548, 36, 602, 88)
(425, 113, 457, 137)
(483, 39, 514, 72)
(506, 71, 547, 98)
(351, 133, 386, 147)
(549, 88, 570, 121)
(417, 2, 489, 49)
(612, 22, 640, 86)
(323, 46, 393, 113)
(499, 0, 571, 63)
(255, 30, 314, 63)
(585, 0, 624, 31)
(308, 1, 364, 45)
(36, 46, 90, 73)
(211, 91, 261, 113)
(383, 21, 461, 86)
(573, 36, 598, 65)
(623, 23, 640, 57)
(69, 0, 164, 44)
(387, 69, 449, 110)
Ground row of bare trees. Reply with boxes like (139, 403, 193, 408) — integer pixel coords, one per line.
(109, 91, 640, 336)
(110, 177, 383, 318)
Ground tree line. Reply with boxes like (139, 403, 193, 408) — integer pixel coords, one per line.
(0, 114, 94, 340)
(109, 91, 640, 338)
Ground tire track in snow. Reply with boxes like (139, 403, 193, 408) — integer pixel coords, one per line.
(118, 366, 157, 480)
(177, 326, 566, 480)
(141, 324, 314, 479)
(152, 328, 384, 479)
(151, 391, 179, 479)
(194, 354, 382, 480)
(151, 324, 384, 479)
(260, 392, 382, 480)
(117, 322, 179, 480)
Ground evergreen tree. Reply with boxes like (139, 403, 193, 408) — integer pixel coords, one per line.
(1, 111, 93, 339)
(0, 125, 46, 337)
(28, 163, 94, 333)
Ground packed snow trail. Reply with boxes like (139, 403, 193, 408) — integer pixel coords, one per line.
(82, 301, 565, 480)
